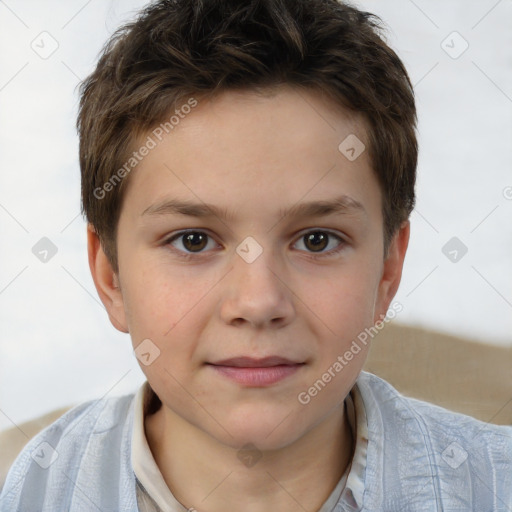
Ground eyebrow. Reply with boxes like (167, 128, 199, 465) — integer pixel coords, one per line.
(141, 194, 366, 221)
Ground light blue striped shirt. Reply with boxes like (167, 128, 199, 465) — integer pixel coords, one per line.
(1, 371, 511, 511)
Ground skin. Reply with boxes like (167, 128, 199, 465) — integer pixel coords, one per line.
(88, 84, 409, 512)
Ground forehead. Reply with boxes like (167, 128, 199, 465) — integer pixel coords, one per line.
(120, 85, 381, 223)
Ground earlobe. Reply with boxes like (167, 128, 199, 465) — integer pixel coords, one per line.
(87, 224, 129, 333)
(374, 220, 410, 323)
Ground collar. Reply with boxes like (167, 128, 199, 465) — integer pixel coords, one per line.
(131, 380, 368, 511)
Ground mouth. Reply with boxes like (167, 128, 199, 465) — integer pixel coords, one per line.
(209, 356, 303, 367)
(206, 356, 305, 386)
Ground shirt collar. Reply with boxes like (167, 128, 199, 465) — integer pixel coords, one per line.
(131, 380, 369, 512)
(131, 381, 188, 511)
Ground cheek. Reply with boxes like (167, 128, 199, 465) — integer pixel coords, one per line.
(122, 262, 215, 368)
(310, 267, 378, 335)
(296, 273, 376, 408)
(122, 260, 190, 332)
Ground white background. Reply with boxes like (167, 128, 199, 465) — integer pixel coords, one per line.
(0, 0, 511, 430)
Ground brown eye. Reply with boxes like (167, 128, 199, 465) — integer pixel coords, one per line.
(303, 232, 329, 252)
(181, 232, 208, 252)
(294, 230, 346, 258)
(165, 230, 216, 256)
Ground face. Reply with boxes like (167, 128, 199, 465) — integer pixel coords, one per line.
(90, 84, 409, 451)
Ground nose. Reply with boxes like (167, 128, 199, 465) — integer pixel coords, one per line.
(219, 243, 296, 330)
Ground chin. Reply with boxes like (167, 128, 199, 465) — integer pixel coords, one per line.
(209, 410, 307, 452)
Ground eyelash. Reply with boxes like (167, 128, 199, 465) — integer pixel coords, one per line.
(163, 229, 348, 261)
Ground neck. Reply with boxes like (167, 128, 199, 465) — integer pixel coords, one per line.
(145, 398, 354, 512)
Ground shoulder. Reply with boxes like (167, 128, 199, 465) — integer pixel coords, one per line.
(0, 392, 137, 511)
(358, 370, 512, 443)
(356, 371, 512, 509)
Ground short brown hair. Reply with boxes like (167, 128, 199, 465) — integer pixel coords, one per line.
(78, 0, 417, 272)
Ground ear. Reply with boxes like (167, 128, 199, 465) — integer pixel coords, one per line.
(87, 224, 129, 333)
(374, 220, 410, 323)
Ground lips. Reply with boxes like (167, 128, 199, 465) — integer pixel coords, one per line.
(209, 356, 302, 368)
(207, 356, 305, 386)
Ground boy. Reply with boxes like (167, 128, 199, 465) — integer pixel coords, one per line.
(1, 0, 511, 510)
